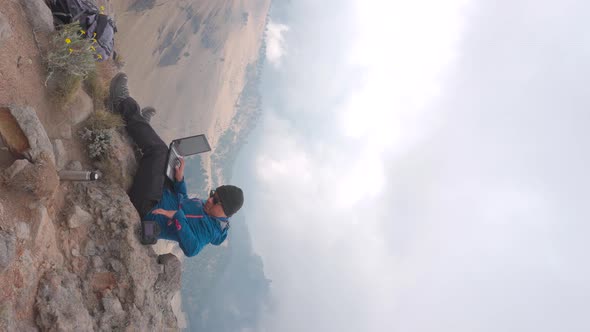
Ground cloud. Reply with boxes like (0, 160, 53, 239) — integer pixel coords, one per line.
(234, 0, 590, 331)
(265, 20, 289, 68)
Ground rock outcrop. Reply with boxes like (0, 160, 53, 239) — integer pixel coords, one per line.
(35, 270, 95, 331)
(0, 230, 16, 272)
(0, 110, 181, 330)
(6, 105, 55, 165)
(35, 180, 180, 330)
(20, 0, 55, 34)
(2, 151, 59, 202)
(0, 11, 12, 47)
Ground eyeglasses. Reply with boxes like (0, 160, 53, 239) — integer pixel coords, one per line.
(209, 190, 222, 205)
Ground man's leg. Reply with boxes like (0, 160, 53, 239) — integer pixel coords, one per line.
(116, 97, 168, 218)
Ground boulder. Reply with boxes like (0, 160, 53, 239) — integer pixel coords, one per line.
(0, 11, 12, 47)
(83, 239, 97, 256)
(2, 159, 30, 180)
(0, 302, 15, 332)
(69, 90, 94, 125)
(66, 160, 83, 171)
(7, 105, 55, 165)
(91, 255, 104, 270)
(155, 253, 182, 302)
(88, 271, 117, 293)
(4, 152, 59, 201)
(99, 291, 126, 330)
(20, 0, 55, 33)
(35, 270, 94, 331)
(0, 230, 16, 272)
(56, 122, 72, 139)
(31, 204, 63, 265)
(52, 139, 66, 170)
(67, 205, 92, 229)
(15, 250, 37, 312)
(15, 222, 30, 240)
(107, 131, 138, 190)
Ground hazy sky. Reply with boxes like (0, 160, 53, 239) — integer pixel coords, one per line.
(233, 0, 590, 331)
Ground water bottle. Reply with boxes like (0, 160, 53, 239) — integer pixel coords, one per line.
(58, 170, 100, 181)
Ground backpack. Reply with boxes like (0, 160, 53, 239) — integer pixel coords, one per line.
(47, 0, 117, 62)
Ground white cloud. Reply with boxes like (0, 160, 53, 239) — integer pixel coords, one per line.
(246, 1, 474, 331)
(265, 20, 289, 68)
(235, 0, 590, 331)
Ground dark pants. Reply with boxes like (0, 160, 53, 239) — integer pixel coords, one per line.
(117, 97, 168, 219)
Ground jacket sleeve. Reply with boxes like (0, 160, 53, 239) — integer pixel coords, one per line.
(173, 209, 204, 257)
(173, 178, 188, 199)
(210, 230, 228, 246)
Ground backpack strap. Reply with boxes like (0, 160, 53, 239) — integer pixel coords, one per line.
(94, 14, 110, 40)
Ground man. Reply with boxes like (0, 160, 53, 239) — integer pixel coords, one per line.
(108, 72, 244, 257)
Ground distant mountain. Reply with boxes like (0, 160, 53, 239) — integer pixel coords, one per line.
(181, 214, 272, 331)
(127, 0, 156, 12)
(113, 0, 271, 146)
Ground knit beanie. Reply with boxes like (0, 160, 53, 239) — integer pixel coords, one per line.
(216, 185, 244, 217)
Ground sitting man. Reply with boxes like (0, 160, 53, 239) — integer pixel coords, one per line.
(108, 72, 244, 257)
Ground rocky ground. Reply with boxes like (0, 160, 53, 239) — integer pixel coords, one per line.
(0, 1, 182, 330)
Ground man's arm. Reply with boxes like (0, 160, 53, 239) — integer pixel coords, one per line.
(172, 210, 205, 257)
(152, 208, 204, 257)
(173, 158, 188, 197)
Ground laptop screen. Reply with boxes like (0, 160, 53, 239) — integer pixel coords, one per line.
(173, 134, 212, 156)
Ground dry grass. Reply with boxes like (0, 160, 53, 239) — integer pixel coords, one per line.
(82, 109, 124, 131)
(47, 70, 82, 110)
(84, 61, 118, 110)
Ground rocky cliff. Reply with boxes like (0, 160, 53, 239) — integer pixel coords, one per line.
(0, 105, 181, 331)
(0, 1, 182, 329)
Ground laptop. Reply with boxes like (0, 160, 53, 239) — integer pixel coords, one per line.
(165, 134, 212, 181)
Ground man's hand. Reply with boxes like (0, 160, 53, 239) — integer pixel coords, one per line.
(152, 208, 177, 219)
(175, 157, 185, 182)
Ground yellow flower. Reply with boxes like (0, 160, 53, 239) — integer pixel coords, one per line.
(100, 6, 105, 11)
(93, 32, 97, 38)
(68, 48, 73, 54)
(65, 38, 72, 44)
(97, 54, 103, 60)
(80, 29, 86, 35)
(91, 38, 97, 43)
(89, 45, 96, 51)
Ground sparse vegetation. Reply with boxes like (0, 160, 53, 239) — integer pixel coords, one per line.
(45, 22, 96, 79)
(83, 70, 104, 105)
(44, 22, 96, 109)
(83, 61, 117, 110)
(46, 71, 82, 110)
(79, 110, 123, 159)
(78, 110, 130, 186)
(82, 109, 124, 131)
(79, 127, 112, 159)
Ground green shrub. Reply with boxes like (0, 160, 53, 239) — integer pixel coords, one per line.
(79, 110, 124, 159)
(45, 22, 96, 79)
(79, 127, 112, 159)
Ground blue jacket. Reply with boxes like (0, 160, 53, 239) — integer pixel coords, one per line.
(145, 178, 229, 257)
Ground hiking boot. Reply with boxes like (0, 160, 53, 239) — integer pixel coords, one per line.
(108, 72, 130, 112)
(141, 107, 157, 123)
